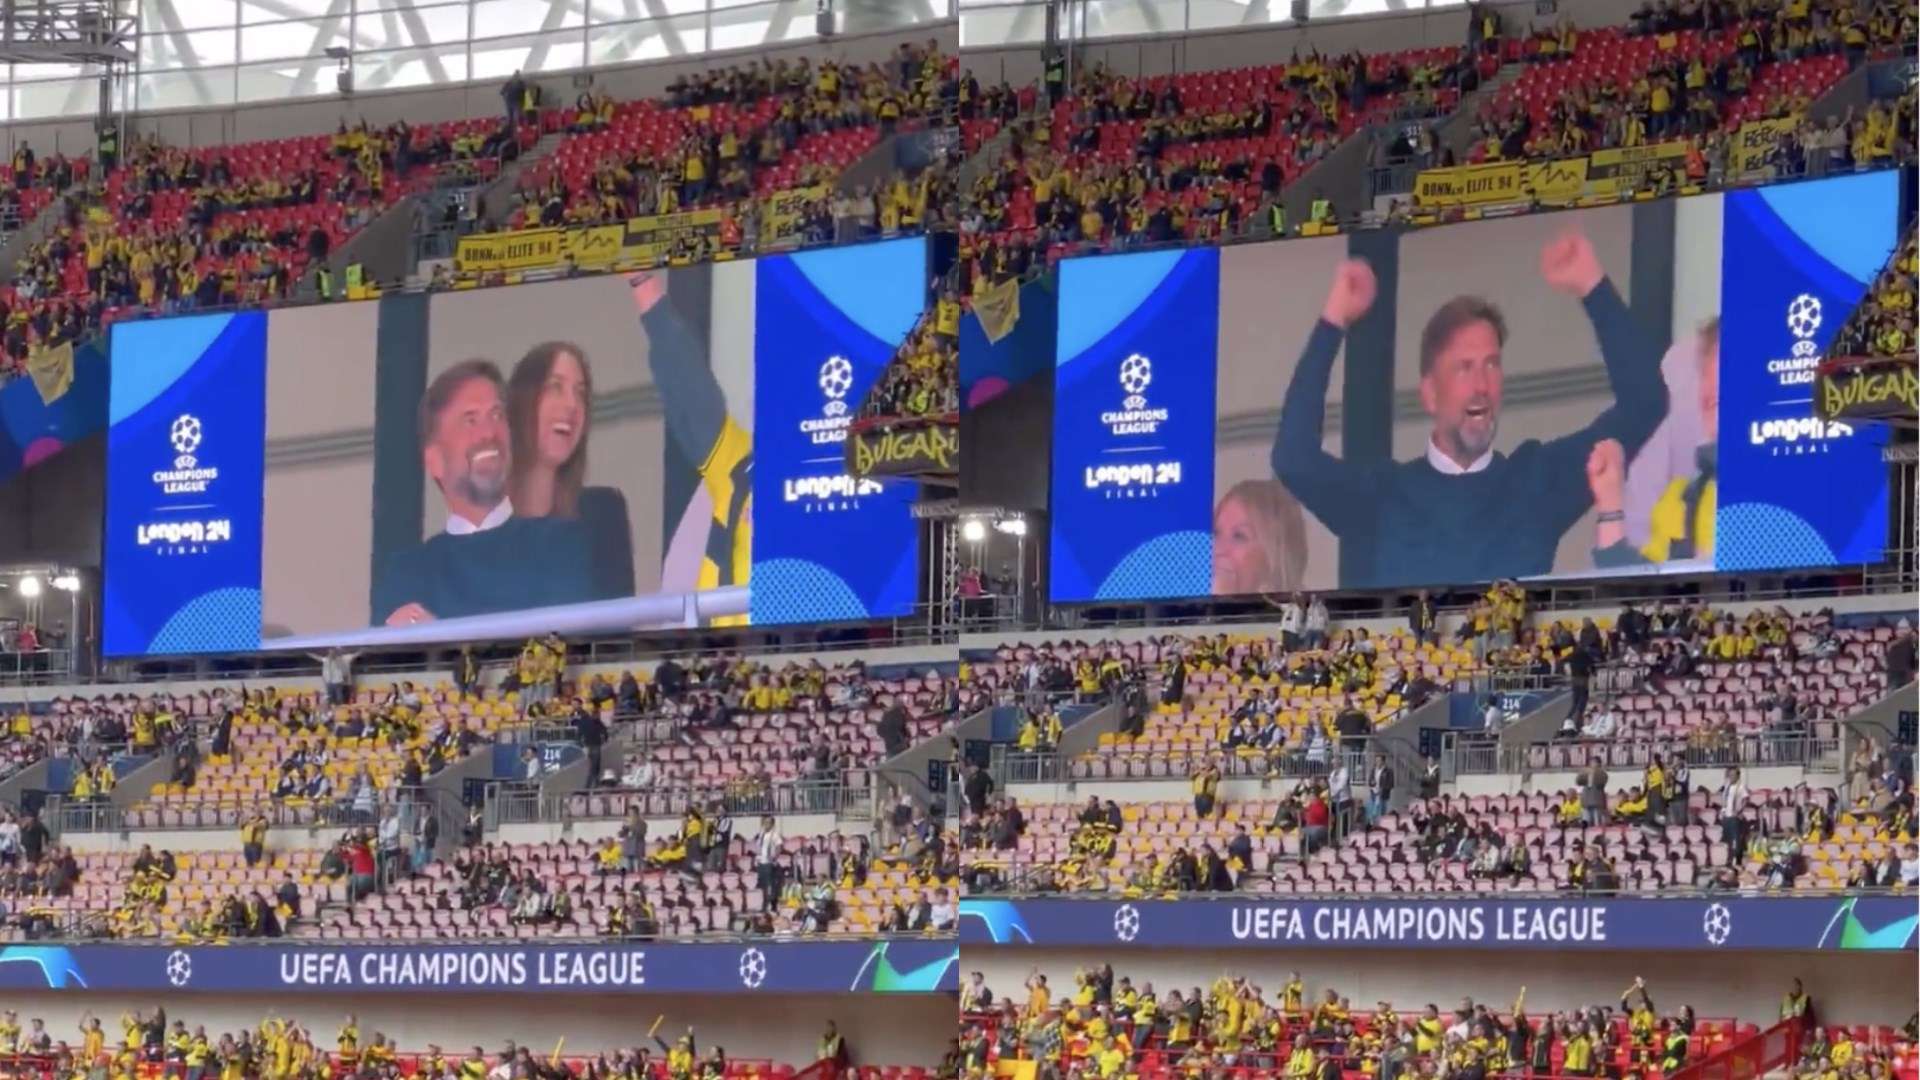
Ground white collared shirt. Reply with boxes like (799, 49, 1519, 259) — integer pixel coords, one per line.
(1425, 438, 1493, 476)
(445, 498, 513, 536)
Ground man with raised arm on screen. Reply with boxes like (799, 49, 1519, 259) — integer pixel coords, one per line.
(628, 271, 752, 625)
(1272, 227, 1669, 588)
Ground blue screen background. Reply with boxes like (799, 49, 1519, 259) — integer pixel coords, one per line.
(1049, 247, 1219, 603)
(750, 237, 924, 624)
(1716, 171, 1897, 570)
(102, 312, 268, 656)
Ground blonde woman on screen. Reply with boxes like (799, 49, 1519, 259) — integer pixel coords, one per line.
(1586, 317, 1719, 569)
(1212, 479, 1309, 596)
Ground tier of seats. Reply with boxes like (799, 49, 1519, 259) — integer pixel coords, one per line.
(321, 830, 957, 939)
(1582, 611, 1895, 745)
(966, 628, 1470, 777)
(0, 844, 327, 941)
(509, 49, 954, 233)
(968, 779, 1915, 895)
(588, 661, 954, 802)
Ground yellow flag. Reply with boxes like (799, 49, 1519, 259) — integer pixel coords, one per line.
(972, 276, 1021, 344)
(25, 339, 73, 405)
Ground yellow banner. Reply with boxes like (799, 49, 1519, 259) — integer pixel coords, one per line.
(1524, 156, 1590, 203)
(453, 225, 625, 274)
(25, 340, 72, 405)
(971, 276, 1021, 344)
(455, 229, 566, 273)
(1585, 140, 1689, 194)
(1413, 161, 1523, 207)
(761, 184, 831, 243)
(623, 208, 726, 265)
(1728, 116, 1799, 176)
(1819, 362, 1917, 422)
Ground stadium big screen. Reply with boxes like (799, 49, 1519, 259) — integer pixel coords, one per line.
(103, 238, 927, 655)
(1049, 170, 1901, 603)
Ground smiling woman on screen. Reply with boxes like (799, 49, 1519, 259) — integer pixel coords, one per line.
(505, 341, 635, 600)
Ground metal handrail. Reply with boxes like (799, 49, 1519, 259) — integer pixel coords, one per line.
(480, 777, 871, 827)
(47, 785, 450, 835)
(2, 907, 954, 944)
(1449, 733, 1849, 777)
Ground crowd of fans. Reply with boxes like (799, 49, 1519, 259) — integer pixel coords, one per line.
(1829, 227, 1917, 360)
(503, 45, 958, 249)
(0, 1011, 893, 1080)
(854, 285, 961, 424)
(958, 964, 1915, 1080)
(950, 43, 1483, 296)
(0, 117, 509, 385)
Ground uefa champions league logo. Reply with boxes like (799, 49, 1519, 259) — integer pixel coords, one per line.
(169, 414, 203, 469)
(819, 355, 854, 417)
(1113, 903, 1142, 942)
(165, 950, 193, 986)
(737, 947, 768, 989)
(1701, 903, 1732, 946)
(1786, 294, 1822, 359)
(1119, 353, 1153, 410)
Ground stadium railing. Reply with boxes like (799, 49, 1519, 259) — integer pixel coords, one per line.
(0, 649, 77, 684)
(957, 876, 1912, 899)
(1446, 731, 1847, 776)
(42, 784, 456, 835)
(1669, 1018, 1803, 1080)
(483, 775, 872, 826)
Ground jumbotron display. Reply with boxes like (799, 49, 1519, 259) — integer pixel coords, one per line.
(1049, 170, 1900, 603)
(103, 238, 928, 655)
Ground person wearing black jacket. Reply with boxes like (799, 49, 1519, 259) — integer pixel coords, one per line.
(962, 764, 994, 818)
(1409, 590, 1437, 645)
(1274, 230, 1667, 588)
(573, 704, 606, 786)
(1160, 655, 1187, 706)
(877, 704, 912, 758)
(1368, 754, 1395, 826)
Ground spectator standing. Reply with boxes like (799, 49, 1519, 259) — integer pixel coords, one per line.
(574, 705, 606, 787)
(754, 815, 783, 912)
(1579, 761, 1609, 827)
(1328, 757, 1354, 836)
(1721, 766, 1751, 857)
(1409, 590, 1437, 646)
(1566, 642, 1596, 724)
(1888, 620, 1916, 690)
(315, 649, 360, 707)
(1368, 753, 1395, 827)
(1304, 595, 1330, 648)
(1278, 595, 1304, 652)
(501, 71, 526, 127)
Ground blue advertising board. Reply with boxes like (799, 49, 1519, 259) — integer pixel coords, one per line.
(0, 939, 958, 994)
(102, 312, 269, 656)
(1049, 247, 1220, 603)
(751, 238, 923, 624)
(1716, 170, 1898, 570)
(962, 896, 1918, 952)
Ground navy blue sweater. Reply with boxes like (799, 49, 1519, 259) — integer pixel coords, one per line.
(1271, 279, 1668, 589)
